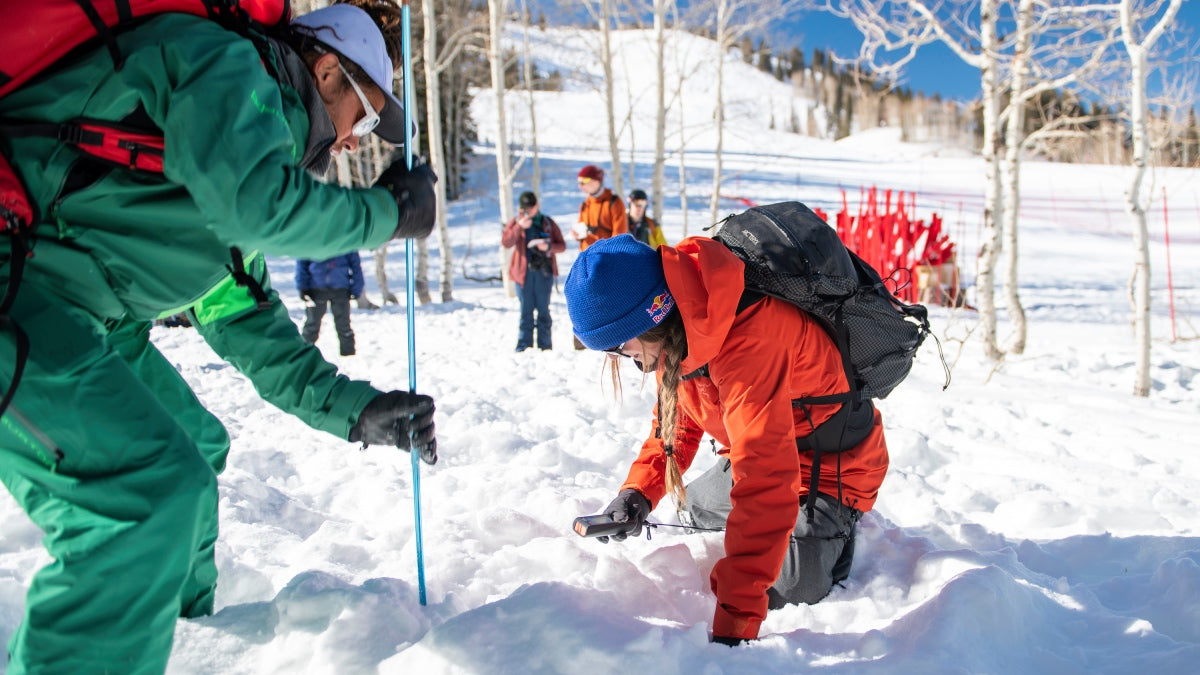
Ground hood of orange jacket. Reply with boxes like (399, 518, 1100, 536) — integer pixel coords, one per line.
(659, 237, 743, 373)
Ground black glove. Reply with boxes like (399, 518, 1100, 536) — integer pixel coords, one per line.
(596, 489, 651, 543)
(300, 288, 313, 302)
(348, 390, 437, 465)
(374, 156, 438, 240)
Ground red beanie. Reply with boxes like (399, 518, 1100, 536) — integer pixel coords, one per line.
(577, 165, 604, 182)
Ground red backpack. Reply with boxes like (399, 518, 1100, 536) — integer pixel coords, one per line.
(0, 0, 292, 416)
(0, 0, 291, 234)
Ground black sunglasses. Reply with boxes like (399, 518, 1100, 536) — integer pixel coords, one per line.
(603, 343, 628, 358)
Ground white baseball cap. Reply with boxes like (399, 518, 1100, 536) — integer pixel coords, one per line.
(292, 4, 414, 144)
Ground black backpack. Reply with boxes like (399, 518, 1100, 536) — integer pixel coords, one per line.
(708, 201, 946, 518)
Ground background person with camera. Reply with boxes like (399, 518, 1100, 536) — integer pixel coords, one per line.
(501, 191, 566, 351)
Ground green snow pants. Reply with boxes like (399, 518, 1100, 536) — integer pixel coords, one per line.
(0, 281, 230, 674)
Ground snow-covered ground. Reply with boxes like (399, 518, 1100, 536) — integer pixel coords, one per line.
(2, 24, 1199, 675)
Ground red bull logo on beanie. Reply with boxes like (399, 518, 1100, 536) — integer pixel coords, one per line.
(646, 291, 675, 324)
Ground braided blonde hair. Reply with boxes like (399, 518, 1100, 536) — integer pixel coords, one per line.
(606, 311, 689, 508)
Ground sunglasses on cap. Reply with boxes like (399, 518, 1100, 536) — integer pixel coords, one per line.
(338, 62, 380, 138)
(578, 177, 596, 185)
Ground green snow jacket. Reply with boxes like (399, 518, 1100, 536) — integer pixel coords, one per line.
(0, 14, 401, 438)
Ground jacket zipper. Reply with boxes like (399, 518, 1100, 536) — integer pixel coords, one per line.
(4, 404, 65, 472)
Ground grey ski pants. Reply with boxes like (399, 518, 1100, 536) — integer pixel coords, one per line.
(302, 287, 355, 355)
(685, 457, 861, 608)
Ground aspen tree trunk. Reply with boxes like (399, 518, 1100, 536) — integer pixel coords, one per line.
(331, 132, 397, 305)
(600, 0, 623, 197)
(625, 90, 636, 187)
(421, 0, 454, 301)
(415, 238, 432, 303)
(520, 0, 541, 194)
(675, 20, 690, 238)
(1119, 0, 1182, 396)
(1125, 43, 1152, 397)
(652, 0, 669, 225)
(1000, 0, 1032, 354)
(488, 0, 516, 297)
(975, 0, 1005, 362)
(709, 0, 729, 226)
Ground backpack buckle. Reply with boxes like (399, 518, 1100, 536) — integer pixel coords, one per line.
(2, 207, 19, 233)
(56, 123, 84, 145)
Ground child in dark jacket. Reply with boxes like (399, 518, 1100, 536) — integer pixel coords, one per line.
(297, 252, 365, 356)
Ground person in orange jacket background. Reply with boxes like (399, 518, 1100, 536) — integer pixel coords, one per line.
(569, 164, 629, 349)
(563, 233, 890, 646)
(572, 164, 627, 251)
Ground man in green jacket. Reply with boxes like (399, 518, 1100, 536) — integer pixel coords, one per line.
(0, 3, 438, 672)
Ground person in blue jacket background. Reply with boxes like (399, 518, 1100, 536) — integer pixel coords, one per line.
(297, 252, 366, 356)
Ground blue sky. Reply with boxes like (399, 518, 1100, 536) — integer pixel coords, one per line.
(780, 3, 1200, 103)
(542, 1, 1198, 104)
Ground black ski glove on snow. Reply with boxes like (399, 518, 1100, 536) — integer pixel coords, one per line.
(348, 391, 437, 465)
(374, 156, 438, 241)
(596, 489, 651, 543)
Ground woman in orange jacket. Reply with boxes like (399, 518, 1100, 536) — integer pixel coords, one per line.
(564, 234, 890, 646)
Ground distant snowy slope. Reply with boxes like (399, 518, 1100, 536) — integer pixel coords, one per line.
(475, 24, 837, 155)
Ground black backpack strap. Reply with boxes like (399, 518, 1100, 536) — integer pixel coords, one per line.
(0, 234, 32, 418)
(794, 396, 875, 523)
(736, 289, 764, 313)
(792, 302, 868, 523)
(795, 403, 823, 524)
(901, 301, 950, 390)
(831, 303, 862, 405)
(72, 0, 126, 70)
(793, 397, 873, 452)
(227, 247, 272, 310)
(0, 311, 29, 419)
(1, 115, 164, 174)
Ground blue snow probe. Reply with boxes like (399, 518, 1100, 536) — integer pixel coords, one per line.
(401, 1, 427, 607)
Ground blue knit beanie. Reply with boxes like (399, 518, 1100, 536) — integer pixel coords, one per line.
(565, 234, 676, 350)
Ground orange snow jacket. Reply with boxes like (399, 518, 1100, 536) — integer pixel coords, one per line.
(576, 188, 627, 250)
(618, 236, 890, 642)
